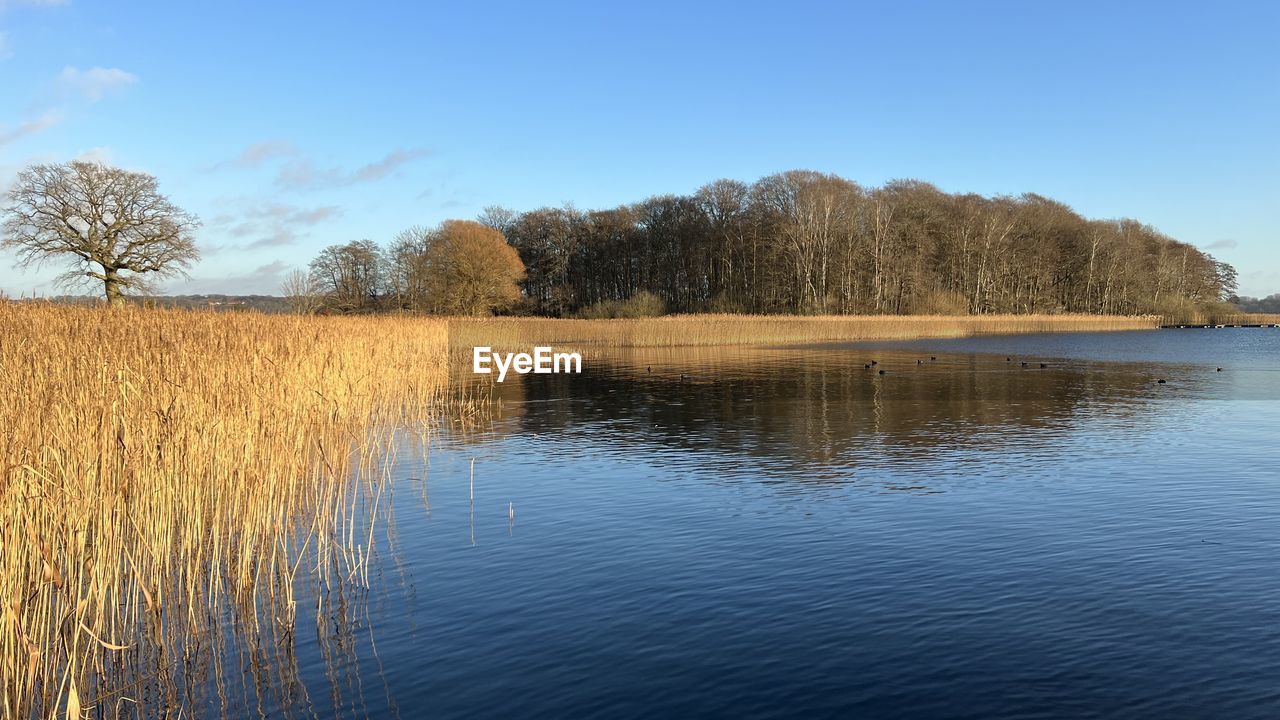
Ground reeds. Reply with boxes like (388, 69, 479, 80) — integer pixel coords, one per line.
(449, 313, 1160, 351)
(0, 304, 461, 717)
(1160, 312, 1280, 326)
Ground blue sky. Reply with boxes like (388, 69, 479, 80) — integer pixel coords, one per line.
(1, 0, 1277, 297)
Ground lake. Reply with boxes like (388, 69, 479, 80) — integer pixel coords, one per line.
(221, 328, 1280, 719)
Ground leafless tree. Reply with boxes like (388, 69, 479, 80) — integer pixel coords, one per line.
(385, 225, 434, 310)
(477, 206, 518, 236)
(1, 161, 200, 304)
(308, 239, 384, 312)
(280, 268, 322, 314)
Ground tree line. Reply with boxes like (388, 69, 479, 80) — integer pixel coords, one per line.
(1231, 294, 1280, 314)
(0, 162, 1240, 316)
(298, 170, 1236, 317)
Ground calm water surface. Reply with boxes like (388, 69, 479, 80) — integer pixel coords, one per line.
(236, 329, 1280, 719)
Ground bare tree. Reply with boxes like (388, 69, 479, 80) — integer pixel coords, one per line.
(308, 239, 384, 312)
(385, 225, 434, 310)
(477, 206, 517, 236)
(280, 268, 322, 314)
(1, 161, 199, 304)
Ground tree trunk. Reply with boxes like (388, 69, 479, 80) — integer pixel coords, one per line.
(103, 270, 125, 306)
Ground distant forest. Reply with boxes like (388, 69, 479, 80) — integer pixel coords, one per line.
(1232, 294, 1280, 313)
(290, 172, 1238, 318)
(471, 171, 1237, 317)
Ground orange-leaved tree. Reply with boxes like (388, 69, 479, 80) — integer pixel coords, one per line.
(423, 219, 525, 315)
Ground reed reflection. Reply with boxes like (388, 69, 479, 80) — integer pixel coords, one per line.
(461, 346, 1186, 485)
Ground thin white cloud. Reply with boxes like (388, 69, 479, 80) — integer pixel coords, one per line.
(212, 139, 300, 171)
(1204, 238, 1238, 251)
(0, 109, 63, 147)
(206, 200, 343, 251)
(0, 32, 11, 60)
(276, 147, 430, 191)
(74, 146, 112, 164)
(58, 66, 138, 102)
(275, 158, 340, 191)
(353, 148, 431, 183)
(168, 260, 292, 295)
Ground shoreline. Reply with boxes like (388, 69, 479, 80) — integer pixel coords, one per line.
(446, 314, 1162, 351)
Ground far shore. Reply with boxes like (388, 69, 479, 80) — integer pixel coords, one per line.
(446, 313, 1170, 351)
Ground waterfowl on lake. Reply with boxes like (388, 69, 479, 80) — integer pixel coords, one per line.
(864, 364, 871, 369)
(1157, 379, 1167, 384)
(1021, 362, 1028, 367)
(871, 360, 878, 366)
(878, 369, 886, 375)
(1040, 363, 1048, 368)
(1217, 368, 1223, 372)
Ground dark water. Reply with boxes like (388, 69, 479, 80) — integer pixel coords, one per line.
(242, 329, 1280, 719)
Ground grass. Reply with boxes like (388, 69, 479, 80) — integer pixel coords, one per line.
(0, 304, 465, 717)
(449, 313, 1161, 353)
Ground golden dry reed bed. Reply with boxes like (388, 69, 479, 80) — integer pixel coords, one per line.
(0, 304, 460, 718)
(450, 313, 1160, 352)
(1164, 312, 1280, 326)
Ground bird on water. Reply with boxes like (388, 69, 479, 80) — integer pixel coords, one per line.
(1157, 379, 1167, 384)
